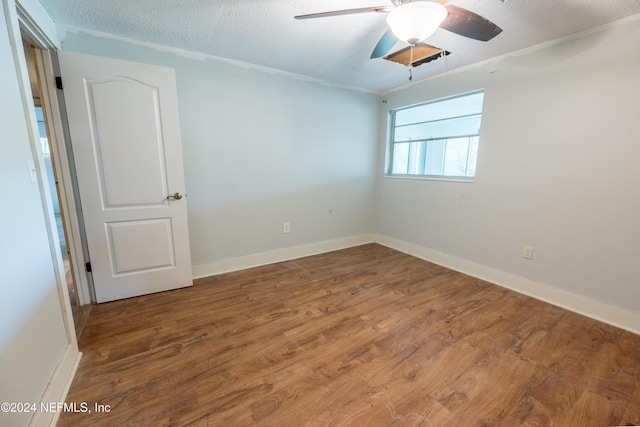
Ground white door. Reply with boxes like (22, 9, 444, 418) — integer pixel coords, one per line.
(59, 51, 192, 303)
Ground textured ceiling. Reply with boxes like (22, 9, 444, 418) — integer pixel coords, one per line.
(37, 0, 640, 92)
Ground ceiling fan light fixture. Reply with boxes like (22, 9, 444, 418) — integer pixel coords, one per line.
(386, 1, 448, 45)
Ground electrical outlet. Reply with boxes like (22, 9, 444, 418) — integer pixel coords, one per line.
(283, 222, 290, 234)
(523, 245, 534, 260)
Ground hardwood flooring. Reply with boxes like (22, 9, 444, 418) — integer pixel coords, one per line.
(58, 244, 640, 426)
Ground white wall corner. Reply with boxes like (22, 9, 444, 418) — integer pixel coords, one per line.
(29, 346, 81, 427)
(192, 234, 376, 279)
(373, 234, 640, 336)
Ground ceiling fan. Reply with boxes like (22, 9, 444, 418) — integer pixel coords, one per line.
(295, 0, 503, 66)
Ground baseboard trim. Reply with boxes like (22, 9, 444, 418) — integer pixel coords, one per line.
(192, 235, 375, 279)
(374, 234, 640, 335)
(29, 345, 81, 427)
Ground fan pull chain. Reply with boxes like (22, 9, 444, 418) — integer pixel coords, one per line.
(408, 44, 414, 81)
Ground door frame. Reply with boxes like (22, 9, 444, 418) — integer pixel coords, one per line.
(32, 47, 93, 305)
(7, 0, 81, 424)
(17, 2, 93, 306)
(11, 0, 84, 315)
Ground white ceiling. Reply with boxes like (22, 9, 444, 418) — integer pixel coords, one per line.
(37, 0, 640, 92)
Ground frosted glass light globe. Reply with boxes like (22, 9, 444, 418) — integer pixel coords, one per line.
(386, 1, 448, 45)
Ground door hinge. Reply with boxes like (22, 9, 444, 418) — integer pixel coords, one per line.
(55, 76, 63, 90)
(85, 262, 92, 273)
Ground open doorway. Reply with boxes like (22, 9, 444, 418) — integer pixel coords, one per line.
(22, 37, 92, 336)
(35, 106, 77, 302)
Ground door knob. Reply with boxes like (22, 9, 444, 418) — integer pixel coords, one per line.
(166, 192, 183, 200)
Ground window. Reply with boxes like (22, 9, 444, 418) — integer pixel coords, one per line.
(386, 90, 484, 180)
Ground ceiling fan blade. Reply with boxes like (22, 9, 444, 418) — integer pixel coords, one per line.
(371, 28, 398, 59)
(295, 6, 392, 20)
(440, 5, 502, 42)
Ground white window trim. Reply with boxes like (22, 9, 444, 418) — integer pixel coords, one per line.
(385, 90, 484, 181)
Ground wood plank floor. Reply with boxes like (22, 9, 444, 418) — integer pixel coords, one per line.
(58, 244, 640, 426)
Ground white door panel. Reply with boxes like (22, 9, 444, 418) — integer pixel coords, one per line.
(106, 218, 175, 275)
(59, 51, 192, 303)
(89, 77, 168, 207)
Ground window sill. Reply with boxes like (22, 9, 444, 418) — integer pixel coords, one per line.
(383, 174, 475, 183)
